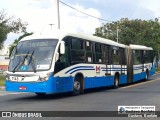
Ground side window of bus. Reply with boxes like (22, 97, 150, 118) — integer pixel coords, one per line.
(144, 50, 152, 63)
(71, 38, 85, 63)
(86, 41, 93, 63)
(104, 45, 110, 64)
(112, 47, 119, 64)
(119, 48, 126, 65)
(133, 50, 141, 64)
(95, 43, 103, 63)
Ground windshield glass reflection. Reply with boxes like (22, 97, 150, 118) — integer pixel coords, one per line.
(9, 39, 58, 72)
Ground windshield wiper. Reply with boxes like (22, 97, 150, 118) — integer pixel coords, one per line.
(12, 51, 30, 73)
(28, 50, 36, 73)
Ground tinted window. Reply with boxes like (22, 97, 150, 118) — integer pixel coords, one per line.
(144, 50, 152, 63)
(95, 43, 102, 53)
(86, 41, 92, 51)
(86, 41, 93, 63)
(133, 50, 141, 64)
(112, 47, 119, 64)
(95, 43, 103, 63)
(71, 38, 84, 50)
(70, 38, 85, 63)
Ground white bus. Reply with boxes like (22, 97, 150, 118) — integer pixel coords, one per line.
(5, 32, 155, 95)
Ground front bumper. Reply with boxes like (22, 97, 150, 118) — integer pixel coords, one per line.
(5, 77, 56, 94)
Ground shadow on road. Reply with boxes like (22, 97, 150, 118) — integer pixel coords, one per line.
(6, 87, 114, 102)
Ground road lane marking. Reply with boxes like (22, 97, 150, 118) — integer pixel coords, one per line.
(120, 78, 160, 89)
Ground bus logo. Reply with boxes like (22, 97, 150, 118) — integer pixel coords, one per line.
(96, 66, 101, 73)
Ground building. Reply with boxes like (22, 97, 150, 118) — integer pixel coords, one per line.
(0, 45, 10, 71)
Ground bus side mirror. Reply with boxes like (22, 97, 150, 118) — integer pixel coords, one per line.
(55, 52, 59, 62)
(60, 41, 65, 54)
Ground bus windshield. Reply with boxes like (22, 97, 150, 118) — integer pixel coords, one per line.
(9, 39, 58, 72)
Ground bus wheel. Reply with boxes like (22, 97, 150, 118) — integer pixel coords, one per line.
(114, 75, 119, 89)
(73, 77, 82, 95)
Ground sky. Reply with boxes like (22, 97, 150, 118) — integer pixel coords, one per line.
(1, 0, 160, 45)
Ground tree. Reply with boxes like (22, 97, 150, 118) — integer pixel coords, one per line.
(9, 32, 33, 57)
(0, 10, 27, 49)
(94, 18, 160, 58)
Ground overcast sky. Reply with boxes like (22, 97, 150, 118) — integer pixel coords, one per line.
(1, 0, 160, 45)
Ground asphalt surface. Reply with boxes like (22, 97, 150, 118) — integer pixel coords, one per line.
(0, 74, 160, 120)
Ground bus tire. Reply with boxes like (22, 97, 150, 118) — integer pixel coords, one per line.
(114, 74, 119, 89)
(73, 76, 82, 95)
(145, 70, 149, 80)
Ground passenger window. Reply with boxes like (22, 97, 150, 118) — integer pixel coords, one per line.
(112, 47, 119, 64)
(95, 43, 102, 53)
(71, 50, 85, 62)
(104, 45, 110, 64)
(95, 43, 103, 63)
(86, 41, 92, 63)
(71, 38, 85, 63)
(133, 50, 141, 64)
(71, 38, 84, 50)
(86, 41, 92, 51)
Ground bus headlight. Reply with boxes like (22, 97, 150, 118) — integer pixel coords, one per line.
(38, 72, 53, 82)
(6, 75, 11, 81)
(38, 76, 49, 82)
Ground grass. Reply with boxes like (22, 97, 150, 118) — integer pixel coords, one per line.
(0, 75, 5, 86)
(156, 67, 160, 72)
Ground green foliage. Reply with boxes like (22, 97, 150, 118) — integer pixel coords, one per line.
(0, 10, 28, 49)
(156, 67, 160, 72)
(0, 75, 5, 86)
(94, 18, 160, 58)
(9, 32, 33, 57)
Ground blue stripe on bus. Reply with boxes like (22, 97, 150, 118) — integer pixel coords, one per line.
(70, 68, 95, 74)
(65, 66, 94, 74)
(66, 65, 148, 74)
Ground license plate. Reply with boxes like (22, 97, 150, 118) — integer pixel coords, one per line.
(19, 86, 26, 90)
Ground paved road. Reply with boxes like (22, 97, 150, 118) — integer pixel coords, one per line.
(0, 74, 160, 120)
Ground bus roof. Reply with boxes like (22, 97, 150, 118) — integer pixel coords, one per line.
(129, 44, 153, 50)
(20, 32, 60, 41)
(20, 32, 126, 48)
(20, 31, 153, 50)
(63, 33, 126, 48)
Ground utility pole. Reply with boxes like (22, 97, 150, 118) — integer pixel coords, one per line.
(55, 0, 60, 29)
